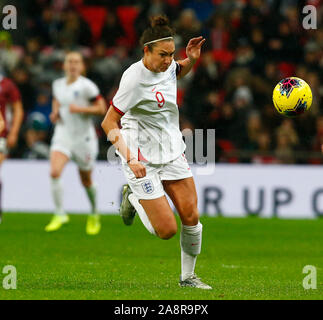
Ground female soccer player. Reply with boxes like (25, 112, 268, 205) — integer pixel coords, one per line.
(0, 75, 24, 223)
(101, 16, 211, 289)
(45, 52, 106, 235)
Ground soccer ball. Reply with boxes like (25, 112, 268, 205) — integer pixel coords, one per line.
(272, 77, 312, 117)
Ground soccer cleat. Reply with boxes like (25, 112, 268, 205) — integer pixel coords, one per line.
(45, 214, 69, 232)
(179, 274, 212, 290)
(119, 184, 136, 226)
(86, 214, 101, 235)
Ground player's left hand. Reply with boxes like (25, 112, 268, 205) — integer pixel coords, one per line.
(69, 104, 82, 114)
(7, 132, 18, 148)
(186, 36, 206, 62)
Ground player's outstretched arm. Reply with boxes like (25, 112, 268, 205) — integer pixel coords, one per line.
(69, 97, 107, 116)
(7, 100, 24, 149)
(101, 106, 146, 178)
(176, 36, 206, 80)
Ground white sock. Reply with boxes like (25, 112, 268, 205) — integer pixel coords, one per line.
(180, 222, 203, 281)
(85, 184, 97, 214)
(128, 193, 156, 236)
(51, 177, 65, 215)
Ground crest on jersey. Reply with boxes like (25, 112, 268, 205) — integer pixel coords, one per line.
(74, 91, 79, 98)
(141, 179, 154, 194)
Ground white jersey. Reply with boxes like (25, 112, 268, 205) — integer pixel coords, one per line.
(112, 59, 185, 164)
(52, 76, 100, 139)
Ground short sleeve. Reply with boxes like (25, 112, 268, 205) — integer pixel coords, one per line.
(52, 81, 57, 99)
(85, 79, 100, 101)
(112, 70, 139, 115)
(175, 62, 182, 76)
(7, 79, 20, 103)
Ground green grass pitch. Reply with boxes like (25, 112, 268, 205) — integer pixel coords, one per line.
(0, 213, 322, 300)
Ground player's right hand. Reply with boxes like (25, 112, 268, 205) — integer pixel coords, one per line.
(128, 159, 146, 178)
(7, 131, 18, 148)
(50, 111, 60, 124)
(0, 117, 4, 134)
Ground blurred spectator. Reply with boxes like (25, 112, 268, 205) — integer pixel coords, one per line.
(305, 71, 322, 116)
(275, 133, 296, 164)
(244, 111, 263, 150)
(37, 51, 65, 84)
(183, 0, 214, 22)
(31, 88, 52, 128)
(174, 9, 202, 48)
(210, 102, 238, 140)
(304, 41, 321, 71)
(252, 131, 277, 164)
(207, 14, 230, 51)
(249, 27, 265, 56)
(146, 0, 167, 17)
(252, 61, 280, 106)
(275, 119, 300, 148)
(101, 10, 125, 47)
(22, 112, 50, 159)
(183, 50, 219, 126)
(87, 42, 123, 92)
(274, 119, 300, 164)
(231, 38, 258, 71)
(25, 37, 42, 61)
(0, 31, 21, 72)
(32, 6, 62, 46)
(11, 68, 36, 113)
(268, 20, 302, 63)
(56, 9, 92, 48)
(312, 116, 323, 153)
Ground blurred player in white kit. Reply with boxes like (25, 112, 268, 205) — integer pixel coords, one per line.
(45, 52, 106, 235)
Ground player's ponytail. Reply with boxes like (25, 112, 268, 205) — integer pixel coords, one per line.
(140, 15, 175, 50)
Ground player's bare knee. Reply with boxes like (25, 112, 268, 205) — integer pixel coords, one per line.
(179, 197, 199, 225)
(180, 198, 197, 213)
(181, 209, 199, 226)
(79, 172, 92, 188)
(158, 226, 177, 240)
(50, 168, 61, 179)
(185, 213, 199, 226)
(81, 177, 92, 188)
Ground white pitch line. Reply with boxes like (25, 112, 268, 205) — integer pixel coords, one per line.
(221, 264, 268, 269)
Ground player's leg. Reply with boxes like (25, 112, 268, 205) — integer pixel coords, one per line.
(137, 196, 177, 239)
(79, 169, 97, 213)
(125, 187, 178, 239)
(45, 150, 70, 231)
(0, 151, 6, 223)
(163, 177, 211, 289)
(120, 184, 137, 226)
(73, 137, 100, 235)
(161, 153, 212, 289)
(120, 162, 177, 239)
(78, 169, 101, 235)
